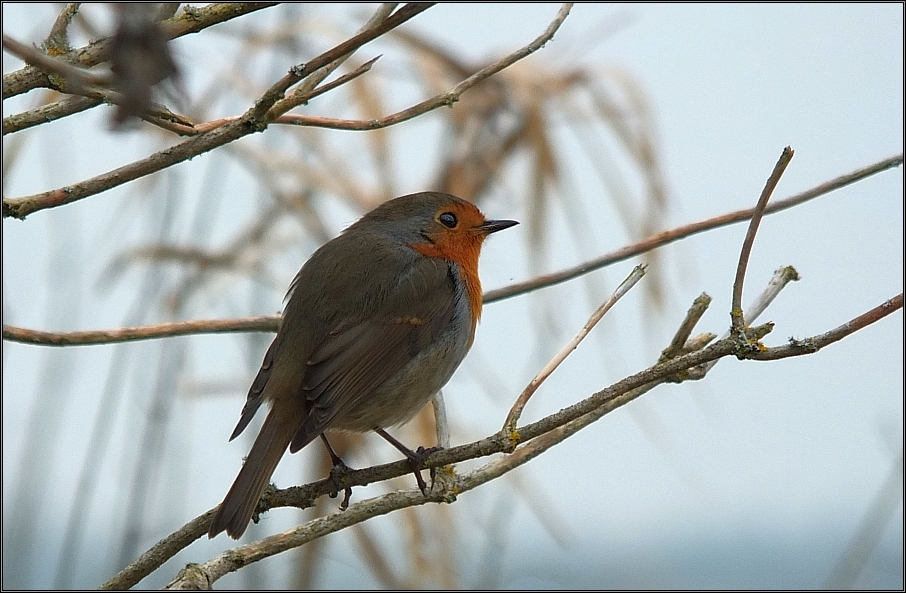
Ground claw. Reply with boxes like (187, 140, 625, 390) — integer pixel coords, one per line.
(374, 428, 443, 495)
(321, 434, 354, 510)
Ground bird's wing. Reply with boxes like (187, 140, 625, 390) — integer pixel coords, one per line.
(289, 256, 457, 452)
(227, 337, 279, 440)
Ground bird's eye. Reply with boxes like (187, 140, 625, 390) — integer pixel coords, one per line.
(438, 212, 458, 228)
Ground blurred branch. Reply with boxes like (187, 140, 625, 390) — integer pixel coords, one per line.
(2, 33, 112, 92)
(2, 3, 279, 99)
(8, 2, 571, 220)
(730, 146, 794, 333)
(137, 291, 901, 590)
(275, 3, 574, 131)
(824, 450, 904, 589)
(3, 94, 102, 135)
(3, 316, 279, 346)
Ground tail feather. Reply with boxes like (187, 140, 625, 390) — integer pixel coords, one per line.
(208, 406, 296, 539)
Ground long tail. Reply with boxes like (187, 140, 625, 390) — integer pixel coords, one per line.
(208, 405, 296, 539)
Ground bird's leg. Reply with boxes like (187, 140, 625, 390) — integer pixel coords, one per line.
(320, 434, 353, 510)
(373, 427, 441, 495)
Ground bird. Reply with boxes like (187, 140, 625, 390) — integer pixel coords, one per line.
(208, 191, 518, 538)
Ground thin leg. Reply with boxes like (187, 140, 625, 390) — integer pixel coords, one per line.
(373, 427, 440, 495)
(320, 434, 353, 510)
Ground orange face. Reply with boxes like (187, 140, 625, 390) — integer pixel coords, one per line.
(409, 200, 515, 341)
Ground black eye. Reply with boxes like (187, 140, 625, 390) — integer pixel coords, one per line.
(438, 212, 458, 228)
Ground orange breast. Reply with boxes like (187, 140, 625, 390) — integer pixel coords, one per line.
(409, 202, 491, 342)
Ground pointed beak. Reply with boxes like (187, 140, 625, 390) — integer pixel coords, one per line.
(479, 219, 519, 234)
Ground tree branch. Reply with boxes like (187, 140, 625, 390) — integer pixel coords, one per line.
(2, 3, 576, 220)
(731, 146, 794, 332)
(503, 263, 646, 432)
(484, 153, 901, 303)
(144, 291, 901, 590)
(273, 3, 574, 132)
(747, 293, 903, 361)
(2, 316, 279, 346)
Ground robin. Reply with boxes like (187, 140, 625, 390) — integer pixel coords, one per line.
(208, 191, 518, 539)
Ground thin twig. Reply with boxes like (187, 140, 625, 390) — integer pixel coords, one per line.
(660, 292, 712, 361)
(696, 265, 801, 376)
(162, 57, 384, 137)
(45, 3, 80, 52)
(244, 3, 433, 124)
(747, 293, 903, 361)
(275, 3, 574, 133)
(731, 146, 794, 332)
(287, 55, 382, 108)
(484, 153, 902, 304)
(740, 265, 801, 324)
(503, 263, 646, 432)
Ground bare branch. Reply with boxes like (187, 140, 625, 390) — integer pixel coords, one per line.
(747, 293, 903, 361)
(245, 3, 434, 124)
(731, 146, 794, 332)
(1, 4, 438, 219)
(739, 265, 801, 324)
(2, 33, 111, 92)
(2, 316, 279, 346)
(3, 94, 102, 135)
(272, 3, 574, 132)
(141, 290, 900, 589)
(484, 153, 901, 304)
(695, 265, 801, 377)
(660, 292, 712, 361)
(45, 3, 81, 52)
(98, 512, 216, 590)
